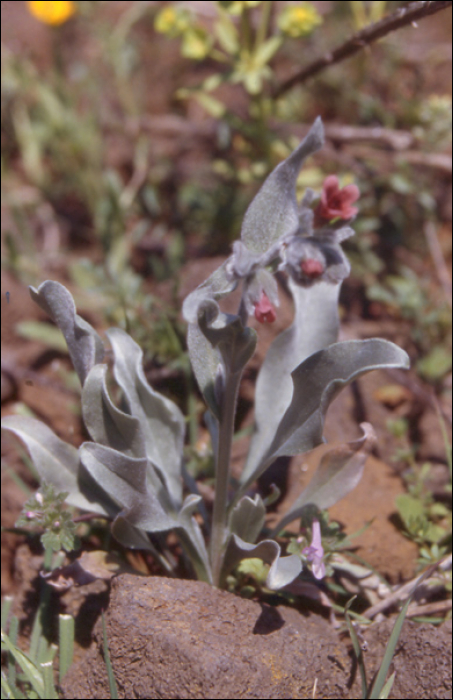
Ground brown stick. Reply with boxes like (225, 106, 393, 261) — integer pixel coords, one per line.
(274, 1, 453, 98)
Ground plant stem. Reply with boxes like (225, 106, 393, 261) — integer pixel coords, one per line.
(241, 6, 253, 54)
(255, 0, 273, 50)
(274, 0, 452, 98)
(210, 369, 241, 587)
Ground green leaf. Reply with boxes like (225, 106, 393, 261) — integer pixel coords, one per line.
(254, 36, 281, 65)
(1, 630, 45, 698)
(15, 321, 69, 352)
(377, 672, 396, 699)
(214, 13, 239, 54)
(192, 92, 226, 119)
(368, 563, 440, 699)
(417, 347, 452, 381)
(395, 494, 424, 524)
(223, 534, 302, 590)
(101, 613, 118, 700)
(344, 597, 368, 699)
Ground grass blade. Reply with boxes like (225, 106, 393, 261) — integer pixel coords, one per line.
(101, 612, 118, 700)
(1, 630, 44, 698)
(58, 614, 74, 683)
(40, 661, 57, 700)
(377, 671, 395, 699)
(344, 596, 367, 699)
(368, 562, 440, 699)
(1, 670, 15, 700)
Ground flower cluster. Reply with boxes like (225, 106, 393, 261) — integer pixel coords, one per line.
(277, 3, 323, 38)
(225, 175, 358, 324)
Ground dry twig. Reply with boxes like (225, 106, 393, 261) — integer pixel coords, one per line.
(274, 1, 453, 98)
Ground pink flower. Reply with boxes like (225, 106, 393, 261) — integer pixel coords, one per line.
(302, 519, 325, 580)
(314, 175, 359, 225)
(254, 291, 276, 324)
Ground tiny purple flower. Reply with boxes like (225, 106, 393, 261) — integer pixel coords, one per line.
(302, 519, 326, 580)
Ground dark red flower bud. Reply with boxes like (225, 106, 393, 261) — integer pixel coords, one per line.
(300, 258, 325, 278)
(254, 291, 276, 324)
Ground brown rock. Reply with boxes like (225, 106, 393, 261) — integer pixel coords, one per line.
(61, 574, 351, 700)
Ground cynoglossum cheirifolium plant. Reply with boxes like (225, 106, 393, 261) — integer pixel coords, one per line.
(2, 118, 410, 590)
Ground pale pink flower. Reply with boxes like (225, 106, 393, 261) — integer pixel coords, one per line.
(314, 175, 359, 224)
(302, 519, 326, 580)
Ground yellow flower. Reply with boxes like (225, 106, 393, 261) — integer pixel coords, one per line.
(26, 1, 76, 26)
(182, 27, 212, 60)
(154, 6, 191, 37)
(278, 3, 323, 38)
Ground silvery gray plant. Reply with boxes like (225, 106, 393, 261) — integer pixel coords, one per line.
(2, 118, 409, 589)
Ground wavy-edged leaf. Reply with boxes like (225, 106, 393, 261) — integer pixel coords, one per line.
(271, 423, 377, 535)
(106, 328, 184, 507)
(81, 363, 167, 501)
(29, 281, 104, 385)
(79, 443, 175, 532)
(110, 488, 212, 583)
(244, 279, 340, 481)
(240, 339, 409, 493)
(82, 364, 145, 458)
(182, 260, 237, 325)
(1, 415, 108, 515)
(240, 117, 324, 254)
(188, 300, 257, 419)
(223, 534, 302, 590)
(229, 494, 266, 543)
(176, 495, 212, 584)
(198, 303, 257, 376)
(187, 320, 223, 418)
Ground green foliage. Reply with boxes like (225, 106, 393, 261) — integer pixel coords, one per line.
(396, 492, 450, 547)
(389, 417, 452, 575)
(1, 598, 75, 699)
(367, 266, 452, 382)
(15, 482, 80, 554)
